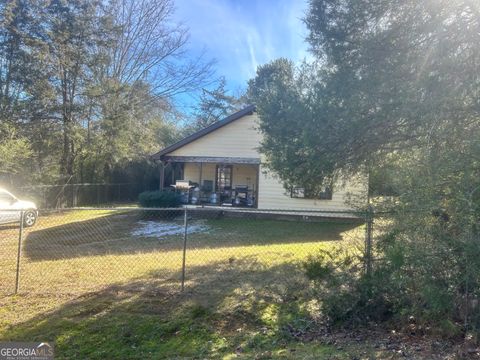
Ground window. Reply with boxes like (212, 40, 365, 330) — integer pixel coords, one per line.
(290, 187, 305, 198)
(216, 165, 232, 192)
(290, 186, 333, 200)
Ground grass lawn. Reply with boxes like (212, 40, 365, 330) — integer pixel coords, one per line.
(0, 209, 379, 359)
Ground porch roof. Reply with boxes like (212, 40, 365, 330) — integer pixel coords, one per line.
(163, 155, 260, 165)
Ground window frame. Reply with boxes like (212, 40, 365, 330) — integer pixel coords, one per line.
(290, 186, 333, 200)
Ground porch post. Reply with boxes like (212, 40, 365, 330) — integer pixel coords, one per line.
(199, 163, 203, 186)
(255, 164, 260, 208)
(159, 161, 165, 191)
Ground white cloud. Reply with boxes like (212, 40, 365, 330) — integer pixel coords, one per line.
(174, 0, 310, 90)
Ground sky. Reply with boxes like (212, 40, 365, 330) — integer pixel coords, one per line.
(174, 0, 311, 98)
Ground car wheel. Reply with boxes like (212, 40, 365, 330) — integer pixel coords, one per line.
(23, 210, 37, 227)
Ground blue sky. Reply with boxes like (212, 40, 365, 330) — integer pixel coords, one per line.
(174, 0, 311, 98)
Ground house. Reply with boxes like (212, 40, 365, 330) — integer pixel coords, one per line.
(152, 105, 367, 212)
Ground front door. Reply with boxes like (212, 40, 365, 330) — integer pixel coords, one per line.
(216, 165, 233, 202)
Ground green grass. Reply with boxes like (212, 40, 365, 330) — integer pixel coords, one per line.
(0, 209, 368, 359)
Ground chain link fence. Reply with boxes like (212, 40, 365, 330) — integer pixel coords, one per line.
(0, 207, 368, 296)
(18, 183, 154, 209)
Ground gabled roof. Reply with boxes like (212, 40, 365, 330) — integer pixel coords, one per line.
(151, 105, 256, 160)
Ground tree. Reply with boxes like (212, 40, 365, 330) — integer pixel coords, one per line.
(80, 0, 215, 183)
(247, 58, 338, 195)
(42, 0, 111, 180)
(0, 0, 60, 184)
(0, 0, 215, 187)
(0, 123, 31, 182)
(0, 0, 42, 123)
(248, 0, 480, 330)
(192, 78, 241, 129)
(305, 0, 480, 168)
(106, 0, 215, 99)
(249, 0, 480, 197)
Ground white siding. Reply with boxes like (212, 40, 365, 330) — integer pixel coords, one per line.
(169, 114, 261, 158)
(257, 166, 367, 211)
(165, 113, 368, 210)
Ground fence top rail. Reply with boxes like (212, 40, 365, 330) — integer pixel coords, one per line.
(35, 206, 367, 216)
(19, 183, 137, 188)
(40, 206, 182, 211)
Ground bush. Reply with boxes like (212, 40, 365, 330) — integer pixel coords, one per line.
(304, 215, 480, 337)
(138, 190, 181, 208)
(304, 245, 396, 326)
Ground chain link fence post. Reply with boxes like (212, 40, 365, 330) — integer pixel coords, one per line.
(364, 206, 374, 277)
(181, 207, 188, 291)
(14, 211, 24, 294)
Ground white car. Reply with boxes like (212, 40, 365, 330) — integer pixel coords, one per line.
(0, 189, 38, 227)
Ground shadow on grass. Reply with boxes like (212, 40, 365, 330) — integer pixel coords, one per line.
(22, 211, 361, 262)
(0, 259, 328, 359)
(0, 224, 19, 231)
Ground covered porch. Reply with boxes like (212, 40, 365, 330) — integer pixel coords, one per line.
(159, 156, 260, 208)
